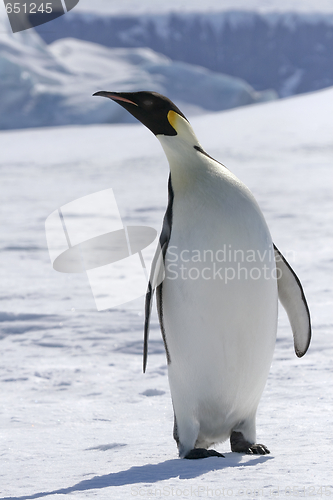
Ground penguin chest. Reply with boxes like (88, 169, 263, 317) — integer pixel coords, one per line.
(161, 176, 278, 415)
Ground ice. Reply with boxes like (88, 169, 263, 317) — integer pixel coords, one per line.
(0, 86, 332, 498)
(2, 2, 332, 132)
(280, 68, 304, 97)
(74, 0, 333, 15)
(0, 11, 277, 131)
(36, 10, 332, 100)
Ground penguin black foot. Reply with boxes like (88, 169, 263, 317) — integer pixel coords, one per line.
(184, 448, 225, 459)
(230, 431, 270, 455)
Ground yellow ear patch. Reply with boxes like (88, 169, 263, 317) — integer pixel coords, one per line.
(167, 110, 179, 132)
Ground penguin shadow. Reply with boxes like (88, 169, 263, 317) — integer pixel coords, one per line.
(0, 453, 273, 500)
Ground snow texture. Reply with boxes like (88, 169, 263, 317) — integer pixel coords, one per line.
(0, 86, 332, 499)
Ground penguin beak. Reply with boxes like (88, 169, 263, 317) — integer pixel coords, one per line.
(93, 91, 139, 107)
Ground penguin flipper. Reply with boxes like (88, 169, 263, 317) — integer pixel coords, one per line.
(143, 175, 174, 372)
(143, 242, 165, 372)
(274, 244, 311, 357)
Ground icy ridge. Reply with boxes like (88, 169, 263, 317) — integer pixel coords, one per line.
(37, 10, 333, 97)
(0, 8, 277, 130)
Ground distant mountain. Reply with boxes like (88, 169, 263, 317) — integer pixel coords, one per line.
(35, 10, 333, 97)
(0, 10, 276, 130)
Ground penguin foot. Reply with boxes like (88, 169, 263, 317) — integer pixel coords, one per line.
(230, 431, 270, 455)
(184, 448, 225, 459)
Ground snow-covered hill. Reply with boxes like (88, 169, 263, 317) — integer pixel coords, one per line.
(2, 0, 333, 130)
(0, 9, 276, 130)
(36, 10, 333, 98)
(0, 87, 332, 498)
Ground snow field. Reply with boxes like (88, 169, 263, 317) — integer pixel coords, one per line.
(0, 88, 332, 499)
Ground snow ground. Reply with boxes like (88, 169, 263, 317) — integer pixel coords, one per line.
(0, 88, 332, 499)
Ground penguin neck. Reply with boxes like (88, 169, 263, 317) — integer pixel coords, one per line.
(157, 129, 209, 192)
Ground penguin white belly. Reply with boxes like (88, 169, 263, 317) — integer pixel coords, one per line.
(161, 172, 278, 455)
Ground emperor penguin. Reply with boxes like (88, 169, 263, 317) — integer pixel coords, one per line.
(93, 91, 311, 459)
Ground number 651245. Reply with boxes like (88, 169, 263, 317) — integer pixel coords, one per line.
(6, 3, 53, 14)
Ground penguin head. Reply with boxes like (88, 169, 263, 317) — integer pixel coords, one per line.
(93, 90, 195, 140)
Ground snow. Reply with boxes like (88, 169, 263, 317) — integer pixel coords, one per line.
(31, 9, 333, 100)
(0, 7, 277, 130)
(49, 38, 275, 115)
(0, 87, 332, 498)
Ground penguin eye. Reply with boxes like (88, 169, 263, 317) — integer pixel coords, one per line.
(143, 99, 154, 108)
